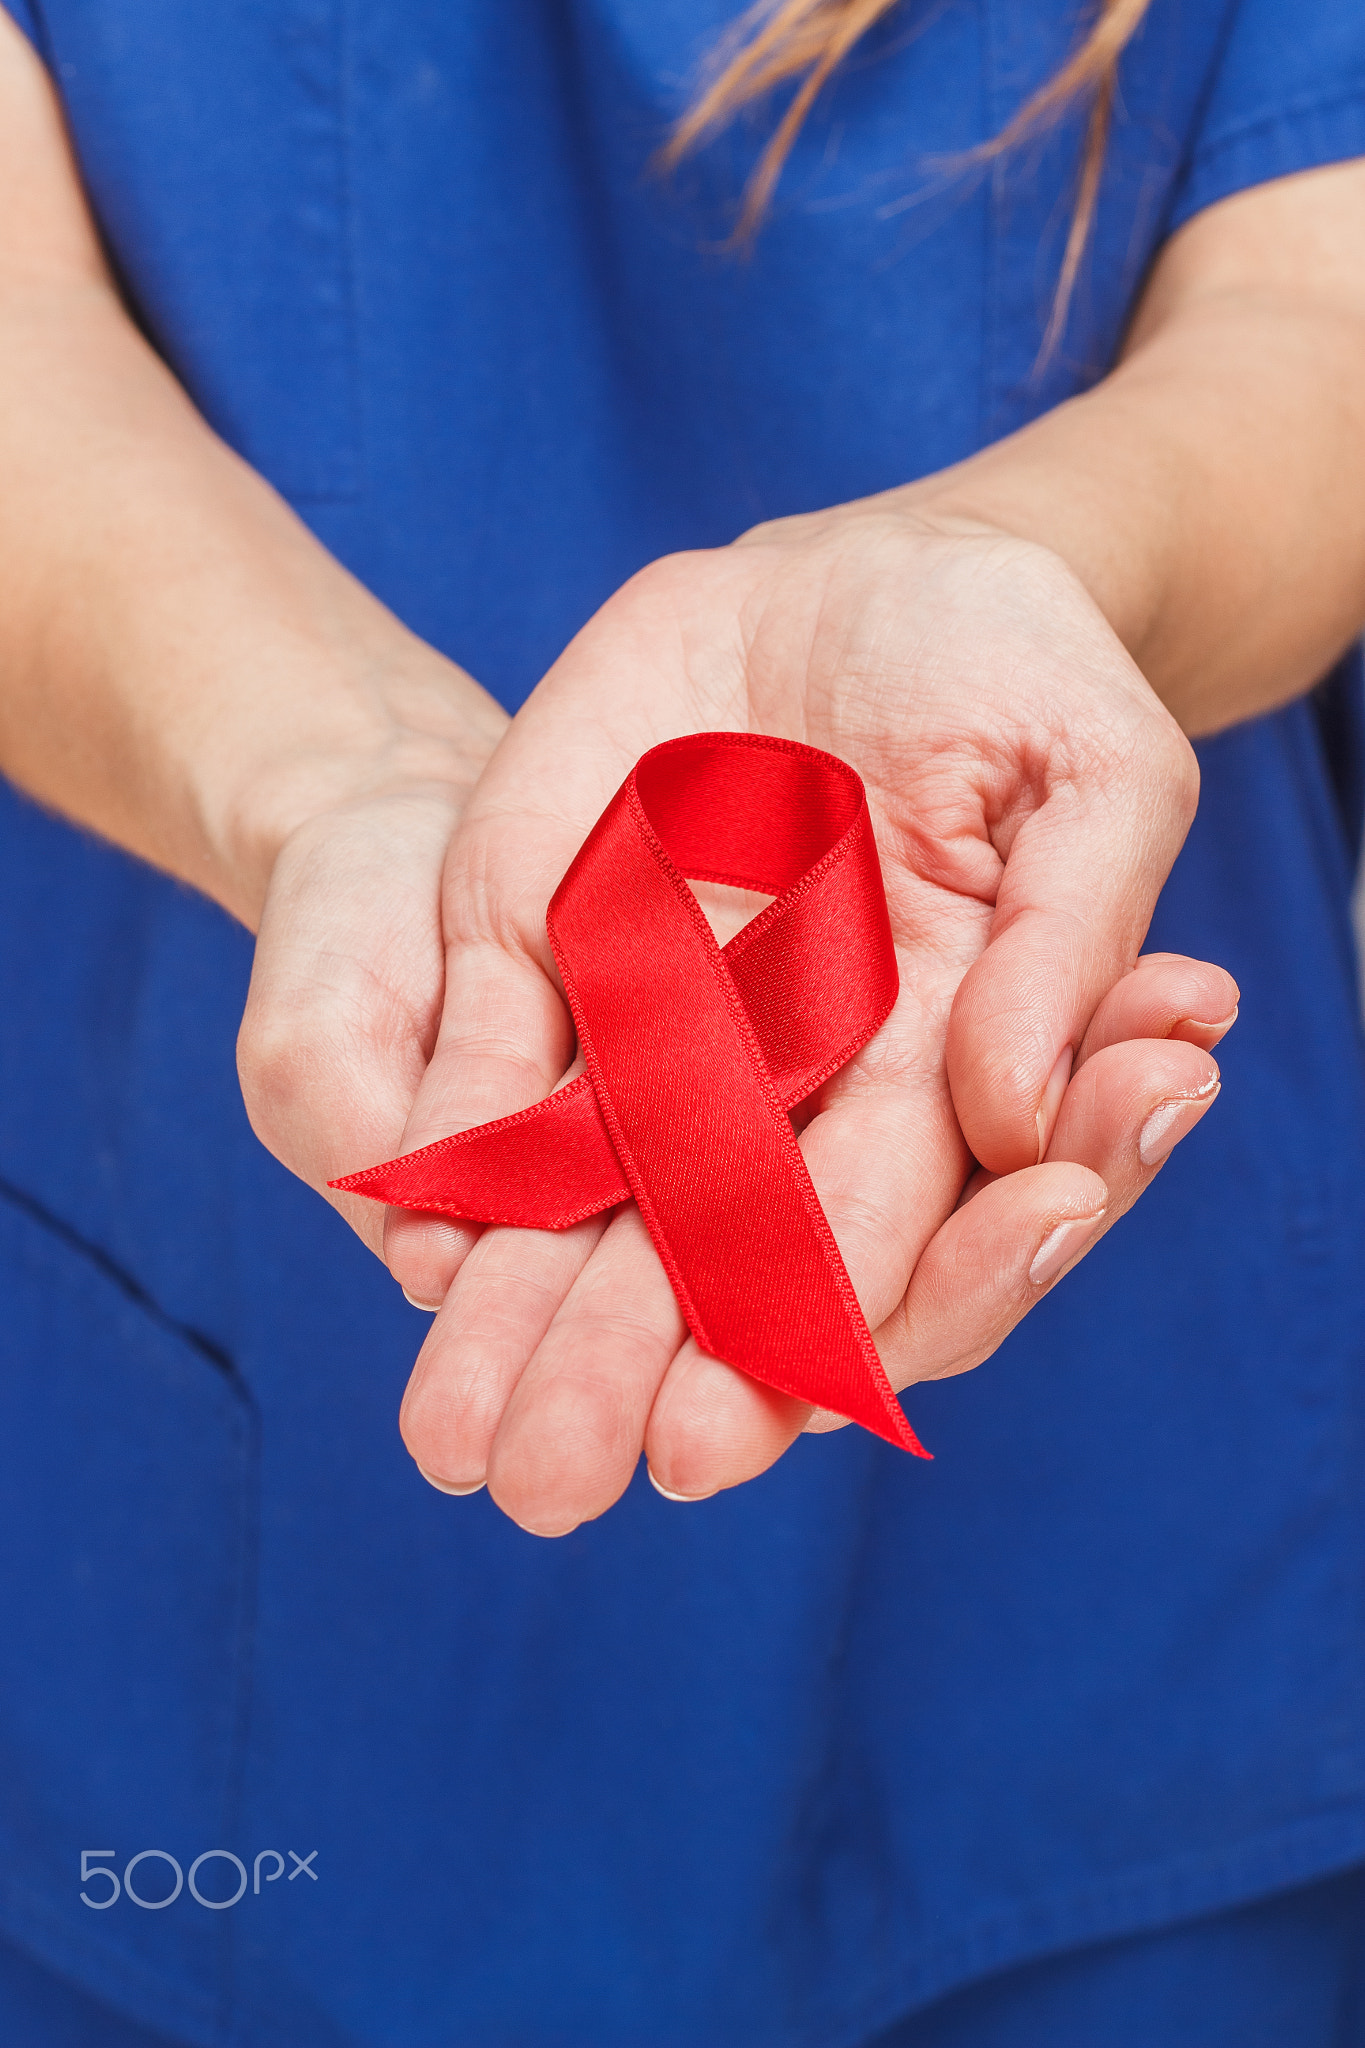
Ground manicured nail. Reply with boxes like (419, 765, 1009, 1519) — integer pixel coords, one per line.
(1139, 1077, 1221, 1167)
(1029, 1210, 1106, 1289)
(416, 1465, 485, 1497)
(647, 1467, 713, 1503)
(402, 1289, 441, 1312)
(1035, 1046, 1073, 1162)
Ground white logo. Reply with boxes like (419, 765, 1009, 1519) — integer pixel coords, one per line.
(80, 1849, 318, 1909)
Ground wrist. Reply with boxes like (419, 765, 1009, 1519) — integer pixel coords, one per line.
(189, 626, 509, 930)
(828, 346, 1189, 701)
(745, 480, 1148, 670)
(734, 474, 1186, 770)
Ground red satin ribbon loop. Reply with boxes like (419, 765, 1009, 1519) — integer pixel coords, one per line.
(332, 733, 925, 1455)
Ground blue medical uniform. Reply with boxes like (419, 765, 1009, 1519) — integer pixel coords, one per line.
(1, 3, 1364, 2045)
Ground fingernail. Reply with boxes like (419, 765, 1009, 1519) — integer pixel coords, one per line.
(1035, 1046, 1073, 1162)
(647, 1467, 713, 1503)
(1029, 1210, 1106, 1289)
(1139, 1078, 1220, 1167)
(1173, 1004, 1239, 1041)
(402, 1289, 442, 1312)
(416, 1465, 485, 1497)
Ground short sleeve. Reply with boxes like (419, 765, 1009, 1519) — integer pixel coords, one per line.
(1168, 0, 1365, 231)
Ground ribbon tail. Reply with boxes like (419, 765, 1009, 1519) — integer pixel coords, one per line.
(328, 1074, 630, 1229)
(714, 1337, 929, 1457)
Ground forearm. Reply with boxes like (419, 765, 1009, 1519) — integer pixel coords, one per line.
(903, 163, 1365, 737)
(0, 16, 504, 930)
(0, 265, 505, 927)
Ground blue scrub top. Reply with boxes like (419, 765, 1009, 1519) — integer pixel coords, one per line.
(1, 5, 1365, 2046)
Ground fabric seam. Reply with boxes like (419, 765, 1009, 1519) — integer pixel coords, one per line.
(1181, 82, 1365, 177)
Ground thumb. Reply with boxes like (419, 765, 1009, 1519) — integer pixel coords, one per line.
(945, 734, 1199, 1173)
(379, 810, 580, 1309)
(237, 791, 459, 1258)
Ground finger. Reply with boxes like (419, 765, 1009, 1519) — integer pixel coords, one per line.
(500, 953, 1231, 1507)
(1078, 952, 1240, 1063)
(1044, 1033, 1222, 1219)
(470, 917, 938, 1519)
(389, 562, 768, 1491)
(646, 1158, 1108, 1496)
(646, 1030, 1223, 1499)
(380, 813, 583, 1309)
(644, 1342, 809, 1499)
(877, 1035, 1221, 1385)
(945, 693, 1200, 1176)
(644, 1035, 970, 1499)
(495, 1051, 947, 1523)
(875, 1161, 1110, 1384)
(380, 970, 578, 1312)
(381, 588, 725, 1309)
(399, 1210, 610, 1491)
(481, 1207, 687, 1535)
(949, 952, 1234, 1212)
(237, 792, 455, 1259)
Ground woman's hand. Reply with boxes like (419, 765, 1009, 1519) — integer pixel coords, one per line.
(235, 664, 507, 1249)
(382, 504, 1235, 1531)
(0, 7, 511, 1220)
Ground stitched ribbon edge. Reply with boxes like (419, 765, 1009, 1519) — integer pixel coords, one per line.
(331, 731, 927, 1457)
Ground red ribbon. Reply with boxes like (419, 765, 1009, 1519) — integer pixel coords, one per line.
(332, 733, 925, 1455)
